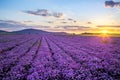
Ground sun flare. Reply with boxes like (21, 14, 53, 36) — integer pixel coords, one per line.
(101, 30, 109, 34)
(99, 30, 110, 38)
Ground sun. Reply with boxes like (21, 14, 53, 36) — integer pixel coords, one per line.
(99, 30, 110, 37)
(101, 30, 109, 34)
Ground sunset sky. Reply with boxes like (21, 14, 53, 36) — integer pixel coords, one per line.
(0, 0, 120, 34)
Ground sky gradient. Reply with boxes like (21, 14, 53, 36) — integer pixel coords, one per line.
(0, 0, 120, 34)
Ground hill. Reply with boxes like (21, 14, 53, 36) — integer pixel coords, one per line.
(0, 29, 68, 35)
(12, 29, 50, 34)
(0, 30, 8, 34)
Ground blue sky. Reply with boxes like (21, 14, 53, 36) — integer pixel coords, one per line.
(0, 0, 120, 33)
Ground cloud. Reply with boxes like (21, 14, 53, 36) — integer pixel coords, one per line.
(57, 19, 66, 20)
(87, 22, 92, 24)
(24, 21, 33, 23)
(23, 9, 64, 18)
(73, 21, 77, 23)
(98, 25, 120, 28)
(55, 25, 90, 30)
(35, 25, 51, 29)
(68, 18, 73, 21)
(0, 20, 51, 31)
(105, 1, 120, 8)
(67, 18, 77, 23)
(61, 22, 67, 24)
(0, 20, 30, 29)
(46, 21, 53, 23)
(0, 23, 25, 28)
(0, 20, 21, 24)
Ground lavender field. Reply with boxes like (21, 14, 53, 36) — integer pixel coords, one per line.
(0, 34, 120, 80)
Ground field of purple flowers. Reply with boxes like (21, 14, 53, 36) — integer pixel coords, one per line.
(0, 34, 120, 80)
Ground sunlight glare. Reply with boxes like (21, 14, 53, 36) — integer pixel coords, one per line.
(101, 30, 108, 34)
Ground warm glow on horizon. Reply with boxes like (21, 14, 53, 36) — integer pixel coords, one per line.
(99, 30, 110, 38)
(101, 30, 109, 34)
